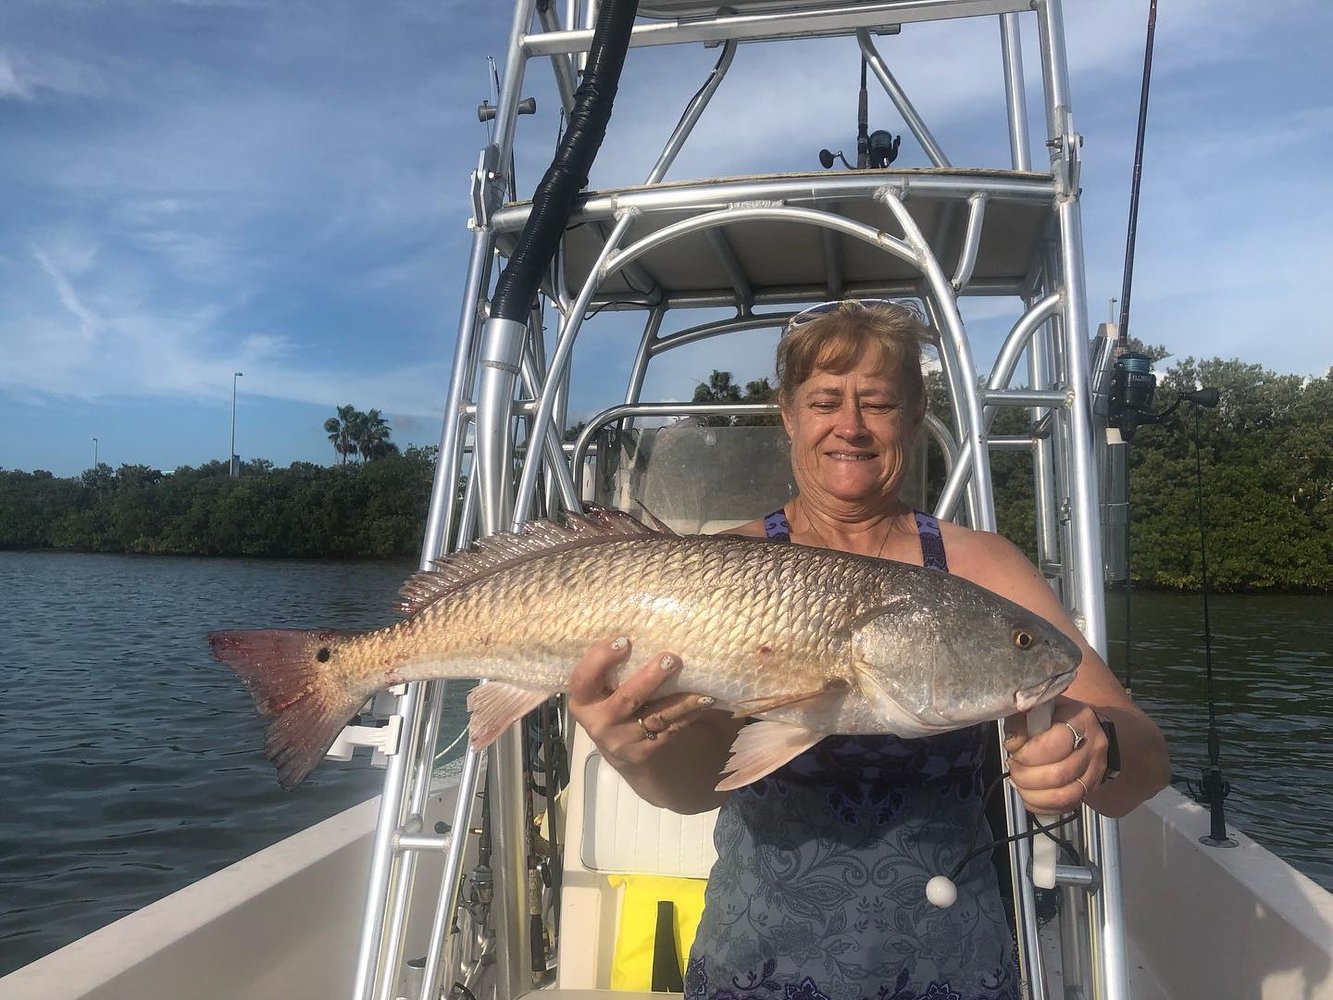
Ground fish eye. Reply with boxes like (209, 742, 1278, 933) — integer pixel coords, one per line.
(1012, 630, 1034, 650)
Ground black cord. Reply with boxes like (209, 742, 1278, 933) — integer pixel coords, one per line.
(662, 45, 731, 174)
(946, 771, 1081, 884)
(584, 297, 654, 318)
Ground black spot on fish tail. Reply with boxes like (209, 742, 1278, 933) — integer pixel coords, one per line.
(207, 628, 365, 790)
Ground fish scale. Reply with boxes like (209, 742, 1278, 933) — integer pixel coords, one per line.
(209, 506, 1080, 790)
(400, 536, 837, 697)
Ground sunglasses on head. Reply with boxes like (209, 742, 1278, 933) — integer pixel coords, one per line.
(784, 298, 901, 333)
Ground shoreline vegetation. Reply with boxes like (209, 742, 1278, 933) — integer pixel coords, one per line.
(3, 355, 1330, 591)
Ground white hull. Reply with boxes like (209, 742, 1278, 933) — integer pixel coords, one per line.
(0, 793, 453, 1000)
(1119, 793, 1333, 1000)
(5, 777, 1331, 1000)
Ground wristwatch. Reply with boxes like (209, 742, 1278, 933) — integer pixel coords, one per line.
(1096, 713, 1121, 783)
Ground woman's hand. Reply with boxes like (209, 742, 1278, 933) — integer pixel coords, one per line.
(1003, 696, 1109, 814)
(566, 636, 719, 771)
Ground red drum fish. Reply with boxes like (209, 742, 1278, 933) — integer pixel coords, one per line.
(209, 507, 1079, 790)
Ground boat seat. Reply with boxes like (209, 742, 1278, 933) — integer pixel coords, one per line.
(593, 423, 927, 533)
(697, 518, 750, 535)
(598, 423, 795, 536)
(556, 726, 719, 991)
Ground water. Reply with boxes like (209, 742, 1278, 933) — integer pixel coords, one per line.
(0, 551, 466, 977)
(1106, 589, 1333, 890)
(0, 553, 1329, 977)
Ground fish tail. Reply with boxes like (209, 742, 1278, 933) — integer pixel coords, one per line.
(208, 628, 368, 790)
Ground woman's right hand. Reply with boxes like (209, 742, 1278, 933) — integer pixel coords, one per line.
(567, 636, 718, 771)
(567, 638, 742, 815)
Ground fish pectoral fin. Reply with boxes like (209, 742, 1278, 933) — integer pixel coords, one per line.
(714, 721, 823, 792)
(728, 678, 848, 717)
(848, 665, 937, 738)
(466, 682, 559, 750)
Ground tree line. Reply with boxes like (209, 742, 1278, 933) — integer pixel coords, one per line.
(946, 351, 1332, 592)
(1119, 354, 1331, 591)
(684, 354, 1333, 592)
(0, 405, 427, 558)
(0, 448, 436, 559)
(1, 362, 1330, 589)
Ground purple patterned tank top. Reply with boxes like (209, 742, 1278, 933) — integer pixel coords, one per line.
(686, 508, 1019, 1000)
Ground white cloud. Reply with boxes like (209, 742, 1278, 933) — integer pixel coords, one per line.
(3, 0, 1332, 476)
(0, 47, 105, 100)
(31, 247, 101, 339)
(6, 227, 450, 416)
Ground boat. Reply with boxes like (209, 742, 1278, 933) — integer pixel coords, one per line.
(6, 2, 1332, 998)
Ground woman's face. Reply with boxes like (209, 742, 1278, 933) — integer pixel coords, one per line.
(781, 348, 922, 511)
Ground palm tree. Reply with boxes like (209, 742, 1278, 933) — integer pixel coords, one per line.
(352, 408, 395, 461)
(691, 371, 781, 427)
(692, 370, 743, 427)
(735, 377, 780, 427)
(324, 404, 359, 466)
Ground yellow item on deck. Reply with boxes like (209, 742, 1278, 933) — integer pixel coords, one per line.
(608, 874, 708, 993)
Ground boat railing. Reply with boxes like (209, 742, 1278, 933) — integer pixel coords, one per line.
(344, 3, 1129, 998)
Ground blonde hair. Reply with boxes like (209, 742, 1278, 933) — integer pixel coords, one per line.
(776, 300, 932, 414)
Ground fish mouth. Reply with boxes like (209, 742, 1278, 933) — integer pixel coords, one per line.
(1014, 666, 1078, 713)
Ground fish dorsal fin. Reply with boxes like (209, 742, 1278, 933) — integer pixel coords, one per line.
(397, 504, 668, 615)
(583, 502, 677, 536)
(632, 500, 677, 536)
(715, 721, 823, 792)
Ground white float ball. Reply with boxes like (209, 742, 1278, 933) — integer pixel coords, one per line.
(926, 875, 958, 908)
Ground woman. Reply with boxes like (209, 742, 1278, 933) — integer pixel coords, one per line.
(567, 300, 1170, 1000)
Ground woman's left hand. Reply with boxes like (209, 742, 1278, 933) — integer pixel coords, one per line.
(1003, 696, 1109, 813)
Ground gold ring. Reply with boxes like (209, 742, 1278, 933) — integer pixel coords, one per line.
(1075, 776, 1089, 798)
(637, 715, 659, 741)
(1063, 722, 1086, 750)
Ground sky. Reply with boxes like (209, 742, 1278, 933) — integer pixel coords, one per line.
(2, 0, 1330, 477)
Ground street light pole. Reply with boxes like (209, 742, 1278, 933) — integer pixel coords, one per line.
(230, 371, 244, 477)
(92, 437, 99, 469)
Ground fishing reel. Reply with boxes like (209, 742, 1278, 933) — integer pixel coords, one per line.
(1107, 352, 1158, 441)
(819, 130, 900, 170)
(817, 44, 903, 171)
(1108, 351, 1220, 441)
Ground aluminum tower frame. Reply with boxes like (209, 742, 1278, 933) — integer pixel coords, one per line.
(346, 3, 1129, 999)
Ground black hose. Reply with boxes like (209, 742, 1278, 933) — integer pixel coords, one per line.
(490, 0, 639, 322)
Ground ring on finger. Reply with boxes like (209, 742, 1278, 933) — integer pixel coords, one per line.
(1074, 776, 1089, 798)
(637, 715, 659, 742)
(1063, 721, 1086, 751)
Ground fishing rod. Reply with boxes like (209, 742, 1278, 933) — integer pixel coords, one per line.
(1117, 0, 1157, 347)
(1189, 405, 1236, 848)
(1105, 1, 1232, 840)
(818, 51, 900, 171)
(1108, 0, 1159, 699)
